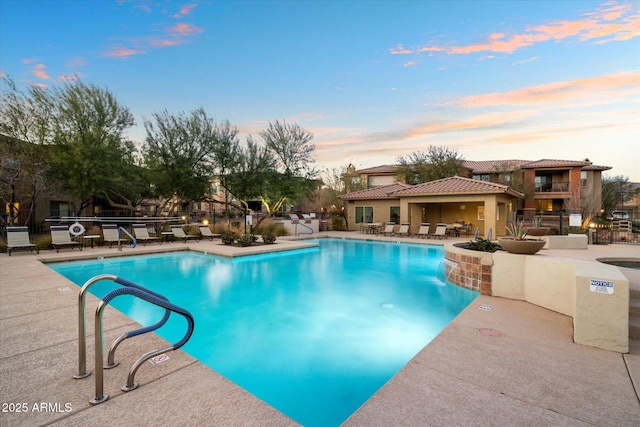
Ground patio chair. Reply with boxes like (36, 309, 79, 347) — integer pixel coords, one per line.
(394, 222, 410, 237)
(199, 225, 221, 241)
(415, 223, 431, 238)
(170, 225, 200, 243)
(102, 224, 130, 248)
(50, 225, 83, 252)
(6, 226, 39, 256)
(132, 224, 160, 245)
(381, 222, 395, 236)
(432, 223, 447, 239)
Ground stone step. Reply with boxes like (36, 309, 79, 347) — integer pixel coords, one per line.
(631, 316, 640, 341)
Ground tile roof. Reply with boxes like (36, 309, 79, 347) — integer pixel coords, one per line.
(392, 176, 524, 198)
(461, 160, 530, 174)
(338, 182, 411, 200)
(355, 165, 399, 174)
(520, 159, 592, 168)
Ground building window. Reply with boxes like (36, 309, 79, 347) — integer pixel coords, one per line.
(473, 174, 490, 182)
(355, 206, 373, 223)
(581, 171, 588, 187)
(390, 206, 400, 223)
(503, 174, 511, 184)
(535, 200, 553, 212)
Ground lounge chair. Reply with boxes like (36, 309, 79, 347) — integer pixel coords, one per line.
(381, 222, 395, 236)
(50, 225, 83, 252)
(6, 226, 39, 256)
(133, 224, 160, 245)
(102, 224, 130, 248)
(415, 223, 431, 238)
(394, 222, 410, 237)
(199, 225, 221, 241)
(170, 225, 200, 243)
(432, 223, 447, 239)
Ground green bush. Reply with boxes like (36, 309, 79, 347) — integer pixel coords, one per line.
(254, 222, 288, 237)
(262, 231, 277, 244)
(465, 238, 501, 253)
(237, 233, 257, 247)
(331, 216, 346, 231)
(220, 230, 236, 245)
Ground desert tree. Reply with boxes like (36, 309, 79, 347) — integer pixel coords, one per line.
(396, 145, 464, 184)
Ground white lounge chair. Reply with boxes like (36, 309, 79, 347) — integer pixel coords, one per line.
(199, 225, 221, 241)
(50, 225, 83, 252)
(381, 222, 395, 236)
(170, 225, 200, 243)
(394, 222, 410, 237)
(415, 223, 431, 238)
(133, 224, 160, 245)
(102, 224, 130, 248)
(7, 226, 39, 256)
(432, 223, 447, 239)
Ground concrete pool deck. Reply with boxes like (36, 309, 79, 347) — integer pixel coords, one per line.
(1, 232, 639, 426)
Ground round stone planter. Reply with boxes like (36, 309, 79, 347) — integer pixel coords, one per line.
(525, 227, 549, 237)
(498, 238, 546, 255)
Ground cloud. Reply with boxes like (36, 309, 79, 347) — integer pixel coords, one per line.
(105, 46, 145, 58)
(31, 63, 50, 80)
(66, 57, 87, 68)
(167, 22, 203, 36)
(391, 1, 639, 57)
(173, 4, 197, 18)
(460, 71, 640, 107)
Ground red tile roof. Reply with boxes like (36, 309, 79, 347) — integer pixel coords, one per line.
(338, 182, 411, 200)
(520, 159, 592, 168)
(461, 160, 530, 174)
(392, 176, 524, 198)
(355, 164, 398, 174)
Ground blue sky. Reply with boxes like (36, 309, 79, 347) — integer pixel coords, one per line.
(1, 0, 639, 180)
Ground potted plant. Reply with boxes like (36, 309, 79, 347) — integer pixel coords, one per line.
(498, 222, 546, 254)
(526, 216, 550, 237)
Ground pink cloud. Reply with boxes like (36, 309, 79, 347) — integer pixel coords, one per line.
(392, 1, 640, 56)
(460, 71, 640, 107)
(167, 22, 203, 35)
(31, 64, 50, 80)
(149, 38, 183, 47)
(105, 46, 145, 58)
(173, 4, 197, 18)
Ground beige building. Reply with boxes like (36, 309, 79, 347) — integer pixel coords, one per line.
(339, 176, 523, 237)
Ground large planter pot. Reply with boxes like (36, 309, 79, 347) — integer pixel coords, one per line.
(525, 227, 549, 237)
(498, 238, 546, 255)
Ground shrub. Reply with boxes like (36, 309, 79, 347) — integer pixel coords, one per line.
(262, 231, 277, 244)
(237, 233, 257, 247)
(465, 238, 501, 253)
(331, 216, 346, 231)
(220, 230, 236, 245)
(255, 222, 289, 236)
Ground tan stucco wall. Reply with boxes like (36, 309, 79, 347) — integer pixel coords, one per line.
(344, 200, 399, 231)
(491, 251, 629, 353)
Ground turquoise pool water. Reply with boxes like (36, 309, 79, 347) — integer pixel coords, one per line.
(51, 238, 478, 426)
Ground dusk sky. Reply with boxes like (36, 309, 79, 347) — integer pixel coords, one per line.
(1, 0, 639, 180)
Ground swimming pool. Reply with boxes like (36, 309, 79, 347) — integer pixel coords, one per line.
(51, 238, 478, 426)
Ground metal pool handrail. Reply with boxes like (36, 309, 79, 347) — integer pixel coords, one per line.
(118, 226, 136, 250)
(90, 286, 194, 405)
(75, 274, 170, 379)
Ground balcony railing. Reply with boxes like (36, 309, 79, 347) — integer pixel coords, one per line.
(535, 182, 570, 193)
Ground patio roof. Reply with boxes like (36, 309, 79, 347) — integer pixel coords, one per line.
(339, 182, 411, 200)
(392, 176, 524, 198)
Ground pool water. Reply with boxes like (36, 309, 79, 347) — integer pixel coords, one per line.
(51, 238, 478, 426)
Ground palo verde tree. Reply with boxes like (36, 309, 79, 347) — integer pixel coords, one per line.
(46, 79, 136, 215)
(396, 145, 464, 184)
(0, 78, 54, 226)
(142, 108, 218, 214)
(601, 175, 637, 215)
(257, 120, 317, 221)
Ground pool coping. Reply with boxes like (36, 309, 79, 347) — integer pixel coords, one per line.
(1, 232, 639, 425)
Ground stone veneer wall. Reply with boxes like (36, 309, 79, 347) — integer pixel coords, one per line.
(444, 245, 493, 295)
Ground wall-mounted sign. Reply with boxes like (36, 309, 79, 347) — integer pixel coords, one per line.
(569, 214, 582, 227)
(589, 279, 614, 295)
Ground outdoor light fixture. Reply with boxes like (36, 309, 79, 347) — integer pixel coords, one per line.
(460, 205, 466, 210)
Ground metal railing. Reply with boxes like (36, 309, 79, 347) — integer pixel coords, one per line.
(74, 275, 194, 405)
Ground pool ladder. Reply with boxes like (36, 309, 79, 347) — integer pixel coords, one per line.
(74, 274, 194, 405)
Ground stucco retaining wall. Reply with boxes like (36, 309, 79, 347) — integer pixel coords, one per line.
(444, 244, 629, 353)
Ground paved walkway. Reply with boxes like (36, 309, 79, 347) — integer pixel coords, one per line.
(1, 233, 638, 426)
